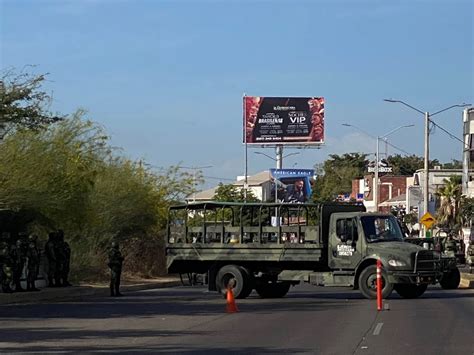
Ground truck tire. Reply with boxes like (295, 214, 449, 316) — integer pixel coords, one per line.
(215, 265, 253, 299)
(394, 284, 428, 298)
(255, 281, 291, 298)
(358, 265, 393, 299)
(439, 267, 461, 290)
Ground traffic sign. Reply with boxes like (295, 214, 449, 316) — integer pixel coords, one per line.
(420, 212, 436, 229)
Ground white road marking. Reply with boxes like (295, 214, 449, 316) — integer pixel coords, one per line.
(373, 322, 384, 336)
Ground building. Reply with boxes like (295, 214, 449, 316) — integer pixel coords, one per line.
(185, 171, 272, 203)
(351, 168, 474, 215)
(351, 175, 408, 212)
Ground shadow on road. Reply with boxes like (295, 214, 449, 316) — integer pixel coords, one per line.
(0, 343, 307, 354)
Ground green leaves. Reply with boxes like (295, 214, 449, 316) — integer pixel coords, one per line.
(312, 153, 368, 202)
(0, 69, 64, 133)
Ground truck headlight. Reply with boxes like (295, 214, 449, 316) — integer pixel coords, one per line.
(388, 259, 407, 267)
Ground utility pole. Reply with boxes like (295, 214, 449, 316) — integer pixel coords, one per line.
(423, 112, 430, 216)
(462, 108, 473, 195)
(384, 100, 470, 218)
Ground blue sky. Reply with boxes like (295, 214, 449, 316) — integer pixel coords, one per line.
(1, 0, 473, 188)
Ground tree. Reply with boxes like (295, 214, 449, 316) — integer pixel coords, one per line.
(387, 154, 424, 176)
(214, 183, 258, 202)
(442, 159, 463, 170)
(435, 175, 462, 229)
(312, 153, 368, 202)
(459, 196, 474, 226)
(0, 69, 63, 134)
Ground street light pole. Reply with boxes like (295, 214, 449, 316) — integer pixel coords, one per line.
(179, 165, 213, 203)
(342, 123, 414, 211)
(375, 136, 380, 211)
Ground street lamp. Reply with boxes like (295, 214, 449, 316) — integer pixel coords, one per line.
(384, 99, 471, 216)
(179, 165, 213, 203)
(342, 123, 414, 211)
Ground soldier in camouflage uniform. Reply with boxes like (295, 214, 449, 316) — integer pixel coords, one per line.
(57, 230, 72, 286)
(44, 232, 57, 287)
(443, 236, 457, 258)
(108, 241, 124, 297)
(10, 238, 26, 292)
(0, 240, 13, 293)
(26, 235, 41, 291)
(467, 240, 474, 273)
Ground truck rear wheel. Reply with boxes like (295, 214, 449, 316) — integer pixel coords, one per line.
(394, 284, 427, 298)
(215, 265, 253, 299)
(255, 281, 291, 298)
(358, 265, 393, 299)
(439, 267, 461, 290)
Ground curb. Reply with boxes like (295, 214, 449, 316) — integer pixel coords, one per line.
(0, 280, 182, 305)
(460, 273, 474, 289)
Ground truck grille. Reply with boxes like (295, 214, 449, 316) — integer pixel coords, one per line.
(413, 250, 438, 272)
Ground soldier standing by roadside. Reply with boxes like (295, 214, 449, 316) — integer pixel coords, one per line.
(44, 232, 57, 287)
(10, 238, 26, 292)
(57, 230, 72, 286)
(26, 235, 41, 291)
(0, 239, 13, 293)
(108, 241, 124, 297)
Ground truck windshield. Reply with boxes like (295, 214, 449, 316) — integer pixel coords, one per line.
(361, 215, 404, 243)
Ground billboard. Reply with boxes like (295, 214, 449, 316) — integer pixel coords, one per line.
(244, 96, 324, 145)
(269, 169, 314, 203)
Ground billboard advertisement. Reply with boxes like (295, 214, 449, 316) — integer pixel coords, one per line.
(269, 169, 314, 203)
(244, 96, 324, 145)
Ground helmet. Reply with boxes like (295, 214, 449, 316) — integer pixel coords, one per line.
(28, 234, 38, 242)
(111, 241, 119, 248)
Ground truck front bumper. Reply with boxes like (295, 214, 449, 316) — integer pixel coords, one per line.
(388, 271, 441, 285)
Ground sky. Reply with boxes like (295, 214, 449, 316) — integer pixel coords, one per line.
(1, 0, 473, 190)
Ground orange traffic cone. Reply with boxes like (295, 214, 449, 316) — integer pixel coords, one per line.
(226, 287, 238, 313)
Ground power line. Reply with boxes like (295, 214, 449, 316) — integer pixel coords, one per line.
(429, 120, 466, 145)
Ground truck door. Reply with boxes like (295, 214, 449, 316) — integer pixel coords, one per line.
(329, 216, 363, 270)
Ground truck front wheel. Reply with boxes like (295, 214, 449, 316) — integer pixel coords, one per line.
(255, 281, 291, 298)
(394, 284, 428, 298)
(215, 265, 253, 299)
(358, 265, 393, 299)
(439, 267, 461, 290)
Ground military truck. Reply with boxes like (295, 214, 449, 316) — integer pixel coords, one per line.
(166, 202, 460, 299)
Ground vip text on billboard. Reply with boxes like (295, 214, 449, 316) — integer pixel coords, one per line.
(244, 97, 324, 146)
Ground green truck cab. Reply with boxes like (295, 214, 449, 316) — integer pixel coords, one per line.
(166, 202, 460, 299)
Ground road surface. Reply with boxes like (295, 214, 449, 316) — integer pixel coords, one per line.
(0, 284, 473, 354)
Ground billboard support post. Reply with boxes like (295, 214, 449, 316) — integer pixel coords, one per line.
(243, 93, 248, 201)
(276, 145, 283, 169)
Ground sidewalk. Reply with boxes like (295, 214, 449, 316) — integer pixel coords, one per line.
(0, 276, 182, 305)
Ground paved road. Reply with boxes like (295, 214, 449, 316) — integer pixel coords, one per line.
(0, 285, 473, 354)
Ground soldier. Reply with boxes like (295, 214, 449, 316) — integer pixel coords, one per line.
(56, 230, 72, 286)
(0, 240, 13, 293)
(26, 235, 41, 291)
(44, 232, 57, 287)
(466, 239, 474, 273)
(444, 235, 457, 258)
(108, 241, 124, 297)
(10, 238, 27, 292)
